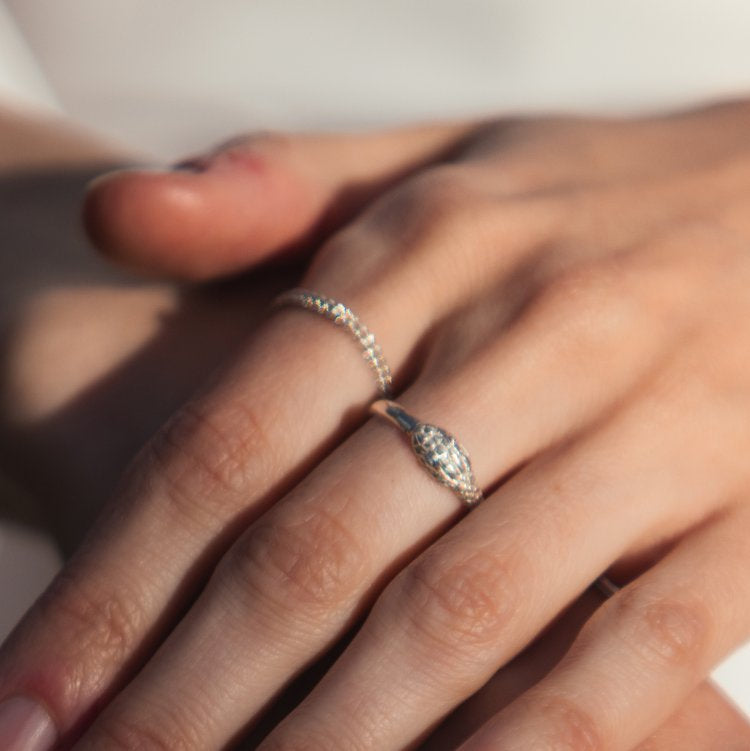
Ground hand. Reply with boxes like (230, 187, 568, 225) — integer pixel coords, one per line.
(3, 103, 750, 750)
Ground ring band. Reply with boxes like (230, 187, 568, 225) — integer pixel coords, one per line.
(592, 574, 621, 599)
(273, 288, 393, 397)
(370, 399, 484, 507)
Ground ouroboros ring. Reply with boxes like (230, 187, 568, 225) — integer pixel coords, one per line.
(370, 399, 484, 507)
(273, 288, 393, 397)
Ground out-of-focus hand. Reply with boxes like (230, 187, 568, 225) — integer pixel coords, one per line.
(3, 103, 750, 750)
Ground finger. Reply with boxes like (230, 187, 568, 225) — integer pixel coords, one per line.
(442, 681, 750, 751)
(255, 343, 739, 751)
(632, 681, 750, 751)
(458, 504, 750, 751)
(420, 582, 623, 750)
(421, 585, 750, 751)
(66, 241, 699, 748)
(84, 123, 476, 280)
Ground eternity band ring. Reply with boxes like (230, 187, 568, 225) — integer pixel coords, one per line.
(273, 288, 393, 397)
(370, 399, 484, 507)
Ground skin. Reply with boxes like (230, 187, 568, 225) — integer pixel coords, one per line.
(2, 103, 750, 749)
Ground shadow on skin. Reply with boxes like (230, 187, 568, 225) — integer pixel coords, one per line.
(0, 163, 300, 553)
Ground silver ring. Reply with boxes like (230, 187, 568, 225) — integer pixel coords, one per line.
(592, 574, 620, 599)
(370, 399, 484, 507)
(273, 288, 393, 397)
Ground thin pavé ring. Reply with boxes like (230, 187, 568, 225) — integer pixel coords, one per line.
(273, 288, 393, 397)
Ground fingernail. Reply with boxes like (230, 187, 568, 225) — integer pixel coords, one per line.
(0, 696, 57, 751)
(171, 157, 208, 172)
(84, 168, 139, 192)
(84, 166, 179, 193)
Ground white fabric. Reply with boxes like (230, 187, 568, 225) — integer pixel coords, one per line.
(1, 0, 749, 717)
(6, 0, 750, 158)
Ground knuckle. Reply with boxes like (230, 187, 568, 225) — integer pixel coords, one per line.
(641, 220, 740, 264)
(534, 259, 624, 316)
(44, 570, 145, 704)
(533, 694, 603, 751)
(395, 548, 520, 653)
(374, 166, 490, 248)
(405, 166, 477, 212)
(304, 222, 372, 283)
(634, 220, 750, 305)
(224, 502, 370, 611)
(143, 398, 272, 525)
(534, 221, 750, 341)
(609, 586, 712, 670)
(528, 256, 651, 345)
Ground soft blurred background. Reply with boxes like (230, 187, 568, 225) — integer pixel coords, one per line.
(5, 0, 750, 158)
(1, 0, 749, 716)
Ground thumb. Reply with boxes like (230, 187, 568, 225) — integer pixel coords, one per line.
(83, 124, 475, 281)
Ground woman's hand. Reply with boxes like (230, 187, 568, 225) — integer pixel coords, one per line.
(3, 101, 750, 750)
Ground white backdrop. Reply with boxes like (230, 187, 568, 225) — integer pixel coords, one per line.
(1, 0, 749, 718)
(5, 0, 750, 157)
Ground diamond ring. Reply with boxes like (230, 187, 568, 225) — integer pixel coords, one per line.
(370, 400, 483, 507)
